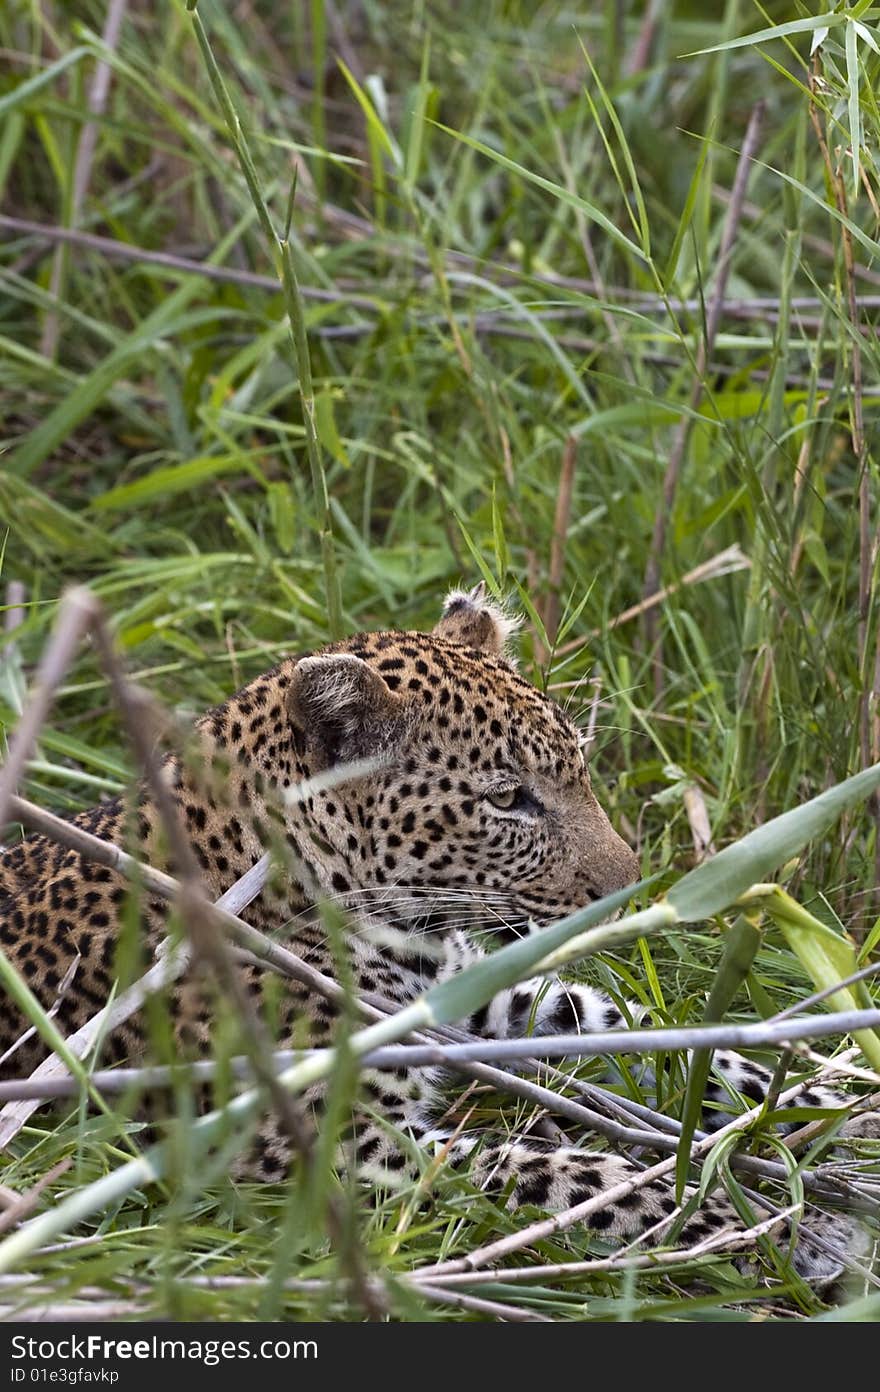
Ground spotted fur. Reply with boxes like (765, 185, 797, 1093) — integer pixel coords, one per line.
(0, 586, 870, 1285)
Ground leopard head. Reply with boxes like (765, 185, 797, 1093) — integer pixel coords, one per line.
(282, 586, 639, 941)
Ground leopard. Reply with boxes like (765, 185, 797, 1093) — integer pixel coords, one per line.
(0, 584, 873, 1287)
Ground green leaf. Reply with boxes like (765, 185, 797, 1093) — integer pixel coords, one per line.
(403, 35, 434, 187)
(765, 162, 880, 262)
(854, 20, 880, 55)
(267, 482, 296, 553)
(857, 913, 880, 962)
(454, 514, 501, 594)
(767, 891, 880, 1071)
(92, 453, 262, 510)
(424, 880, 647, 1027)
(490, 482, 509, 582)
(576, 37, 650, 254)
(337, 59, 399, 165)
(664, 133, 712, 285)
(432, 122, 650, 264)
(675, 916, 763, 1199)
(685, 14, 845, 58)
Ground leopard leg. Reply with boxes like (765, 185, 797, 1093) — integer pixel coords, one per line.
(416, 1123, 862, 1286)
(458, 945, 866, 1141)
(701, 1052, 857, 1131)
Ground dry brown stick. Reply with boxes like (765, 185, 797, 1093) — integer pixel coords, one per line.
(642, 102, 765, 691)
(626, 0, 664, 75)
(403, 1209, 797, 1287)
(542, 436, 577, 652)
(553, 543, 750, 657)
(0, 1299, 146, 1323)
(11, 208, 880, 318)
(0, 215, 373, 308)
(0, 587, 98, 833)
(0, 1055, 639, 1108)
(40, 0, 129, 359)
(5, 1011, 880, 1100)
(3, 582, 26, 638)
(323, 0, 367, 82)
(86, 611, 384, 1319)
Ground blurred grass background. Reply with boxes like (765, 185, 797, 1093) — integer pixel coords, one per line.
(1, 0, 880, 1319)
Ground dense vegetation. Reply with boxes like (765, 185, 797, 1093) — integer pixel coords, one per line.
(0, 0, 879, 1321)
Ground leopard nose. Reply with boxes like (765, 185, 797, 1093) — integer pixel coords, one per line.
(587, 828, 639, 899)
(609, 840, 640, 893)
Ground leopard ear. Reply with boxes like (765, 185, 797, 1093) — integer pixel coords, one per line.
(433, 582, 521, 658)
(287, 653, 402, 767)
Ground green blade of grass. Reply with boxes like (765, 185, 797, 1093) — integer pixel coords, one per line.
(686, 14, 845, 58)
(0, 46, 92, 119)
(675, 914, 763, 1200)
(432, 122, 650, 265)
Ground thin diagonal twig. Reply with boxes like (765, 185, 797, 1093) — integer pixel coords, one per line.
(0, 588, 98, 832)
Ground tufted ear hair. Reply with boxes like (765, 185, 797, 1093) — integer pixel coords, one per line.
(287, 653, 402, 768)
(433, 582, 520, 658)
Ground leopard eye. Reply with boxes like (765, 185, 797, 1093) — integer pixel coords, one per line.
(487, 785, 523, 811)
